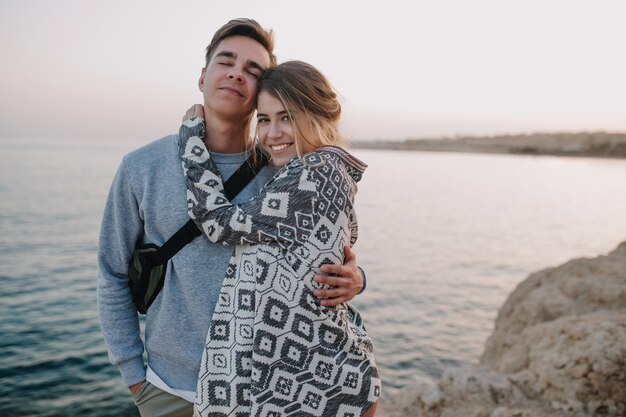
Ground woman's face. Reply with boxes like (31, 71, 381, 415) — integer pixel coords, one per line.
(256, 91, 300, 167)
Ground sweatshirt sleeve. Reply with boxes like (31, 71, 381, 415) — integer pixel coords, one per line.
(178, 118, 330, 248)
(97, 157, 146, 387)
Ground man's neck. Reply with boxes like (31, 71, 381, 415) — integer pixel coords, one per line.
(203, 110, 250, 154)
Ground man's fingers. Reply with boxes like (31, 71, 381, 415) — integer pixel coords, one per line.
(313, 288, 345, 299)
(313, 275, 346, 287)
(344, 245, 356, 263)
(319, 264, 347, 276)
(319, 246, 357, 276)
(320, 296, 348, 307)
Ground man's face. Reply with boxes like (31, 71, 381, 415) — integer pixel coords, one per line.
(199, 35, 271, 121)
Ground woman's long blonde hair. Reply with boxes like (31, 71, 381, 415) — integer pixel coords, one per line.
(254, 60, 344, 159)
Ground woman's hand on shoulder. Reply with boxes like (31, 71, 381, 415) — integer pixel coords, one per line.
(181, 104, 205, 122)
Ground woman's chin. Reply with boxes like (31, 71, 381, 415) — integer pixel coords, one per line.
(269, 151, 298, 168)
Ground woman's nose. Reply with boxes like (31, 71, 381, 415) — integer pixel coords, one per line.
(268, 122, 282, 138)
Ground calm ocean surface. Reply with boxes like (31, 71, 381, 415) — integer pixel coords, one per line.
(2, 137, 626, 416)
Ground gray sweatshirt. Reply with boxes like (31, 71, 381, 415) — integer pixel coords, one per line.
(97, 134, 275, 391)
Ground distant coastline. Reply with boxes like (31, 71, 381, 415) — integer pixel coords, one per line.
(351, 131, 626, 159)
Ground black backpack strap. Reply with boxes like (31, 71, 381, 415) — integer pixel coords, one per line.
(147, 219, 200, 265)
(148, 149, 269, 265)
(222, 149, 269, 200)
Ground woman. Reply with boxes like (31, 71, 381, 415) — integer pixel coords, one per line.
(178, 60, 380, 417)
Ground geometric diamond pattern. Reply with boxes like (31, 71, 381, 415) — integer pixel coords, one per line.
(298, 383, 328, 416)
(280, 337, 310, 369)
(291, 313, 315, 343)
(178, 118, 379, 417)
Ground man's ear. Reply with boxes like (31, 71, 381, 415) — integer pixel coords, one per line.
(198, 67, 207, 92)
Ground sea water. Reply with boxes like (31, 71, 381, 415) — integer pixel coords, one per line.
(1, 138, 626, 416)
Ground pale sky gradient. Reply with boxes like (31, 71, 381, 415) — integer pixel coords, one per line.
(1, 0, 624, 141)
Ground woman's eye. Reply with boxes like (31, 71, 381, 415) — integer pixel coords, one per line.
(281, 115, 290, 122)
(257, 118, 269, 123)
(247, 71, 260, 79)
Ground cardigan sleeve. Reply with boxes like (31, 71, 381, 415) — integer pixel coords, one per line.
(178, 118, 341, 247)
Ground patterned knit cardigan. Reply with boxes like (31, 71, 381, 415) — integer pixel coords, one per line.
(178, 118, 380, 417)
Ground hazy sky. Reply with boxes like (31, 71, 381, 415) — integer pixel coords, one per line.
(1, 0, 624, 141)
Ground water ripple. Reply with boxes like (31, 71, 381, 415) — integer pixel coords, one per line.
(2, 143, 626, 415)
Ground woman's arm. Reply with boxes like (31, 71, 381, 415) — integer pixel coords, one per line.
(179, 118, 325, 246)
(179, 117, 367, 304)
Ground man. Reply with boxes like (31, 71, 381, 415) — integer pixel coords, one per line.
(98, 19, 365, 417)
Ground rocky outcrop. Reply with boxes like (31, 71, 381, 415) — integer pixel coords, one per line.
(383, 366, 569, 417)
(381, 242, 626, 417)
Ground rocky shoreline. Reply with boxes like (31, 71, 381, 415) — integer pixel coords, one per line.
(352, 132, 626, 159)
(379, 242, 626, 417)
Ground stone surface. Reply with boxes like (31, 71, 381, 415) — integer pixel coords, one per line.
(482, 243, 626, 371)
(507, 311, 626, 415)
(381, 366, 566, 417)
(379, 242, 626, 417)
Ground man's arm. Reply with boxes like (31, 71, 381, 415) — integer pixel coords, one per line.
(97, 158, 146, 390)
(313, 245, 365, 306)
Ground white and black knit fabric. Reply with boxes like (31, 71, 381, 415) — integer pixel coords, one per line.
(178, 118, 380, 417)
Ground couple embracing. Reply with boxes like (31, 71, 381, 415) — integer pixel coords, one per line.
(98, 18, 380, 417)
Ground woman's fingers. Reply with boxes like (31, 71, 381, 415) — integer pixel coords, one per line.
(182, 104, 205, 122)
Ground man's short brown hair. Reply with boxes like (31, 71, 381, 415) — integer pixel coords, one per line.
(205, 18, 276, 68)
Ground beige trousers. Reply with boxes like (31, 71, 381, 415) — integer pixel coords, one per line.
(132, 381, 193, 417)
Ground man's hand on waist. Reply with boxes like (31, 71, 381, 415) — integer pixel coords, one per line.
(129, 380, 146, 395)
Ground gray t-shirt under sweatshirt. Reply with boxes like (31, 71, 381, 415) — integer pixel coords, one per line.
(97, 134, 276, 392)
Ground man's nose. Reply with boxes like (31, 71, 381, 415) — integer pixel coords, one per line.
(227, 67, 244, 82)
